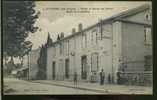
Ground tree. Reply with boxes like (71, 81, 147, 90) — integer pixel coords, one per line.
(46, 33, 53, 47)
(36, 34, 53, 79)
(37, 45, 46, 79)
(60, 32, 64, 39)
(3, 1, 39, 67)
(57, 34, 60, 41)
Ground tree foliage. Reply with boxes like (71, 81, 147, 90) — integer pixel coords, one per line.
(36, 33, 53, 79)
(3, 1, 39, 58)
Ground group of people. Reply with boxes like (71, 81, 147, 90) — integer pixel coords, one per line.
(73, 69, 107, 85)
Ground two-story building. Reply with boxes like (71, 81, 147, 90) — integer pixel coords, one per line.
(46, 4, 152, 84)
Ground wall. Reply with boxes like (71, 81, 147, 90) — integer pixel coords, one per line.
(29, 48, 40, 80)
(112, 21, 122, 83)
(46, 5, 152, 84)
(119, 7, 152, 85)
(121, 22, 152, 72)
(124, 9, 151, 24)
(121, 6, 152, 72)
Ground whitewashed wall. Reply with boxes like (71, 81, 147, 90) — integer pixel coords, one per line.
(46, 5, 152, 84)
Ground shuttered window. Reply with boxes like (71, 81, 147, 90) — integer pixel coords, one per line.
(144, 27, 152, 45)
(91, 53, 99, 72)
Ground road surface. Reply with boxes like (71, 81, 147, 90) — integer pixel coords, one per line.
(4, 78, 101, 94)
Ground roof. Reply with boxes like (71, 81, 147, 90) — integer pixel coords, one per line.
(48, 4, 150, 47)
(17, 67, 28, 71)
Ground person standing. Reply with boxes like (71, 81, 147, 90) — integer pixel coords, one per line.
(100, 69, 105, 85)
(74, 72, 78, 85)
(108, 74, 111, 84)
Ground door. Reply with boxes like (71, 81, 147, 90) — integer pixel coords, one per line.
(81, 56, 87, 79)
(65, 59, 70, 78)
(52, 61, 56, 80)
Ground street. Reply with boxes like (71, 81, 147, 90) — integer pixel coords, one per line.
(3, 78, 101, 94)
(3, 78, 152, 95)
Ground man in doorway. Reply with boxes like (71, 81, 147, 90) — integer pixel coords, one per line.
(100, 69, 105, 85)
(74, 72, 78, 86)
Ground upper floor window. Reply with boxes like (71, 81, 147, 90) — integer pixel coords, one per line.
(144, 27, 152, 45)
(53, 46, 56, 57)
(66, 40, 70, 56)
(59, 43, 63, 55)
(102, 24, 112, 39)
(145, 11, 151, 21)
(82, 32, 87, 48)
(91, 29, 98, 45)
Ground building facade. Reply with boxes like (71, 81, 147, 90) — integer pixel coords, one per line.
(46, 4, 152, 84)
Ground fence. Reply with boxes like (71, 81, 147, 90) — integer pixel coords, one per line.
(118, 71, 152, 86)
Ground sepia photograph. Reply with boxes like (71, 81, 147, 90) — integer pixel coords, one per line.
(2, 1, 152, 95)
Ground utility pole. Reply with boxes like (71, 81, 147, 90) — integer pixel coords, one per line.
(27, 52, 29, 80)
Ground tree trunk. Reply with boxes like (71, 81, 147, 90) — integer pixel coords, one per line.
(8, 56, 14, 73)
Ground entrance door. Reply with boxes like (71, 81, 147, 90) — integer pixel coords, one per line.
(65, 59, 70, 78)
(52, 61, 56, 80)
(81, 56, 87, 79)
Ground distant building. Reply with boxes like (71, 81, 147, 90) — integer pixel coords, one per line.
(46, 4, 152, 85)
(28, 33, 53, 80)
(28, 48, 41, 80)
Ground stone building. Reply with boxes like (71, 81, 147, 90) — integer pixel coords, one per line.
(46, 4, 152, 84)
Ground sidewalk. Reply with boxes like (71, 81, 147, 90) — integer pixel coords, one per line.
(30, 80, 152, 94)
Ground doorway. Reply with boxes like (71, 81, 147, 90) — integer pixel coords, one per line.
(65, 59, 70, 79)
(52, 61, 56, 80)
(81, 55, 87, 79)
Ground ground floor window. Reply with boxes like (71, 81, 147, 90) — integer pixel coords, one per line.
(91, 53, 99, 72)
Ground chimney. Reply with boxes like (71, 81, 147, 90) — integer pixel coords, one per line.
(72, 28, 76, 34)
(78, 23, 83, 32)
(60, 32, 64, 39)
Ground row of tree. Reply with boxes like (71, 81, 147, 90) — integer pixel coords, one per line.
(3, 1, 60, 77)
(3, 1, 39, 74)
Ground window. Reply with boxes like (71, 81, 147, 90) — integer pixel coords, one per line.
(65, 41, 68, 56)
(74, 37, 76, 49)
(61, 43, 64, 55)
(82, 33, 87, 48)
(99, 20, 103, 40)
(91, 53, 99, 72)
(67, 40, 69, 55)
(145, 11, 151, 21)
(96, 30, 98, 44)
(102, 24, 112, 39)
(59, 59, 64, 78)
(144, 55, 152, 71)
(53, 46, 56, 57)
(144, 27, 152, 45)
(91, 29, 98, 45)
(59, 43, 64, 55)
(59, 44, 61, 55)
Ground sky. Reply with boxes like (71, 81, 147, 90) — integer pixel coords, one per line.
(26, 1, 151, 50)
